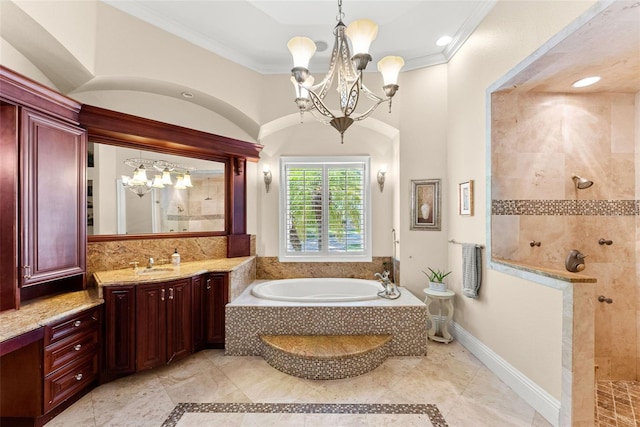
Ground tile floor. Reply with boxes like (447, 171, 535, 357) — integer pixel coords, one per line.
(48, 341, 552, 427)
(595, 380, 640, 426)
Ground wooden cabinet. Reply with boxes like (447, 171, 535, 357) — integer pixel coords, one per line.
(20, 109, 86, 289)
(192, 273, 229, 349)
(0, 66, 87, 312)
(0, 306, 100, 426)
(204, 274, 228, 347)
(136, 278, 192, 371)
(103, 287, 135, 381)
(43, 308, 100, 414)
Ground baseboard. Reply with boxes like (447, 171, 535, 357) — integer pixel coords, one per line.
(450, 322, 561, 427)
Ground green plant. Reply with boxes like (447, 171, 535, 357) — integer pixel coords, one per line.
(423, 267, 451, 283)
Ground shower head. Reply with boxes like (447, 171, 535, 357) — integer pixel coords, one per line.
(572, 174, 593, 189)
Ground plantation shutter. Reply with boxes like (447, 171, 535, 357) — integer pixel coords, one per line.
(281, 157, 370, 261)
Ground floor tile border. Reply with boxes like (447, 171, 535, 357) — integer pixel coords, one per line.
(161, 402, 448, 426)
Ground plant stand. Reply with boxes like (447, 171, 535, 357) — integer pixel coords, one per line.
(422, 288, 455, 343)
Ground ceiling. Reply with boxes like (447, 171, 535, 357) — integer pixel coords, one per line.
(102, 0, 496, 74)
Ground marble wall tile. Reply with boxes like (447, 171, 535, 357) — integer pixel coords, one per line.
(492, 90, 638, 383)
(256, 257, 393, 281)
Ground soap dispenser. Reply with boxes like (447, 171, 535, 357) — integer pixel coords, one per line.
(171, 248, 181, 267)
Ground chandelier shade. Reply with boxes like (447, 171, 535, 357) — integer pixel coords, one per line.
(287, 0, 404, 143)
(121, 158, 195, 197)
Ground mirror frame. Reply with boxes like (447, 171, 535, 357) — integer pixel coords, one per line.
(80, 105, 262, 246)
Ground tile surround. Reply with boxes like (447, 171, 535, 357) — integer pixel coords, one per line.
(595, 380, 640, 426)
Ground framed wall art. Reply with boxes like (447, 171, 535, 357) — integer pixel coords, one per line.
(410, 179, 441, 230)
(459, 180, 474, 216)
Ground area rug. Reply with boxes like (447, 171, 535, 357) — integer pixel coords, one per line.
(162, 402, 448, 426)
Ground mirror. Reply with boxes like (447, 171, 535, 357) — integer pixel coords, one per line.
(87, 142, 225, 236)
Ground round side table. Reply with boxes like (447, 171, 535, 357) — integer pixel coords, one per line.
(423, 288, 455, 343)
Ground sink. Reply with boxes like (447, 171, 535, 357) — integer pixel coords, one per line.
(136, 267, 174, 275)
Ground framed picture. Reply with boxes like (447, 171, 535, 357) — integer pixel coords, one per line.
(459, 180, 474, 216)
(410, 179, 441, 230)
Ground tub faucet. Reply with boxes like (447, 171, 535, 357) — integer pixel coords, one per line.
(147, 257, 154, 269)
(375, 271, 400, 299)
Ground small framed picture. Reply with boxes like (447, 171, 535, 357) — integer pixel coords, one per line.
(459, 180, 474, 216)
(410, 179, 441, 230)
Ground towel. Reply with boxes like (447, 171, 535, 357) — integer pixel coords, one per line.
(462, 243, 482, 298)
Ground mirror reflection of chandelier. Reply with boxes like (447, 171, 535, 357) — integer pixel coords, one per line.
(287, 0, 405, 143)
(122, 158, 195, 198)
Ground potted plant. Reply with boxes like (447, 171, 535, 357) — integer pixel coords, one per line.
(423, 267, 451, 291)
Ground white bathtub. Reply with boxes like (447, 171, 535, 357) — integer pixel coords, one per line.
(251, 278, 384, 303)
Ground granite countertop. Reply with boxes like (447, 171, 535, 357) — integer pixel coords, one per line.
(492, 258, 596, 283)
(0, 288, 103, 346)
(94, 256, 255, 296)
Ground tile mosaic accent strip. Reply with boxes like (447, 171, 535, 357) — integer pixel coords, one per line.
(161, 402, 448, 427)
(492, 199, 639, 216)
(595, 380, 640, 427)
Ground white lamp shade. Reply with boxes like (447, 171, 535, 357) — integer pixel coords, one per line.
(287, 37, 316, 68)
(345, 19, 378, 55)
(161, 168, 173, 185)
(131, 165, 148, 184)
(290, 75, 315, 98)
(377, 56, 405, 85)
(175, 175, 187, 190)
(183, 172, 193, 187)
(151, 174, 164, 188)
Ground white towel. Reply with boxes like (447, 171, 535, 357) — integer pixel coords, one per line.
(462, 243, 482, 298)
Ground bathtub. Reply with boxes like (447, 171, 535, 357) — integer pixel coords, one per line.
(251, 278, 383, 302)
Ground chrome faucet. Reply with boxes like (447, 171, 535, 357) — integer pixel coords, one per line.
(147, 257, 154, 269)
(375, 270, 400, 299)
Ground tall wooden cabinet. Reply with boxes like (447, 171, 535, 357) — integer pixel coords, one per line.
(0, 66, 86, 311)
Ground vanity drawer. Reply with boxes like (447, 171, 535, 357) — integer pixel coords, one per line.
(45, 308, 100, 346)
(44, 353, 98, 413)
(44, 330, 99, 374)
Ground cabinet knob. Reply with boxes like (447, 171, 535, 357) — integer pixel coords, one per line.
(23, 265, 31, 279)
(74, 344, 82, 351)
(74, 373, 83, 381)
(206, 279, 211, 290)
(73, 320, 81, 327)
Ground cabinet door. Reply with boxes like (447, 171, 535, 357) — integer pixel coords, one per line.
(136, 283, 166, 371)
(191, 274, 205, 352)
(20, 109, 86, 287)
(205, 273, 228, 346)
(166, 278, 192, 363)
(104, 287, 135, 380)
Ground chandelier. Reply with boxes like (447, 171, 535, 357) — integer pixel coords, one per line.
(121, 158, 194, 198)
(287, 0, 404, 143)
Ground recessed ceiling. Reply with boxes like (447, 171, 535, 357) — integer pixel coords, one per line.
(102, 0, 496, 74)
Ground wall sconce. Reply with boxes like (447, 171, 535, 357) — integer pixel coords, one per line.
(263, 166, 273, 193)
(377, 168, 386, 192)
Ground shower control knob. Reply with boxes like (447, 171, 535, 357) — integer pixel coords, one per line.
(598, 238, 613, 245)
(598, 295, 613, 304)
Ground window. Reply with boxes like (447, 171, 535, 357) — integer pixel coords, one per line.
(279, 156, 371, 262)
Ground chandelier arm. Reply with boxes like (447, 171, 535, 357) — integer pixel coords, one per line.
(359, 84, 386, 102)
(343, 78, 360, 116)
(351, 99, 389, 122)
(308, 90, 336, 119)
(308, 108, 333, 124)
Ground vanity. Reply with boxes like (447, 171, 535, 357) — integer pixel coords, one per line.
(94, 257, 255, 382)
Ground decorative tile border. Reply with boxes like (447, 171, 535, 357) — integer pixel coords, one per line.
(161, 402, 448, 427)
(492, 199, 639, 216)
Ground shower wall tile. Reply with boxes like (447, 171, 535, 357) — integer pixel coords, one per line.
(492, 91, 638, 382)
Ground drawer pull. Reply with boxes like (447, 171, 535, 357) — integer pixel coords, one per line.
(169, 288, 174, 300)
(74, 344, 82, 351)
(75, 373, 83, 381)
(73, 320, 81, 327)
(161, 289, 165, 301)
(23, 265, 32, 279)
(206, 278, 211, 290)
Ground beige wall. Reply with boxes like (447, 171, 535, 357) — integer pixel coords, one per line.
(444, 0, 598, 400)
